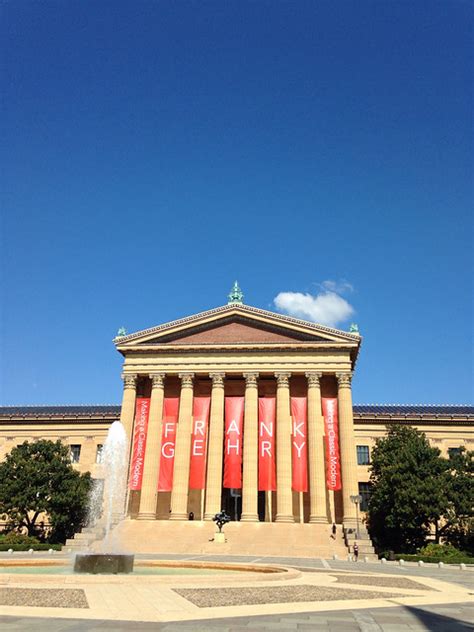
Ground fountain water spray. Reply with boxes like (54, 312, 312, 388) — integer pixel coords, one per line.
(76, 420, 134, 572)
(99, 420, 128, 550)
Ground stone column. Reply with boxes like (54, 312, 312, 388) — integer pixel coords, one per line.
(204, 373, 225, 519)
(306, 372, 328, 523)
(120, 373, 138, 454)
(337, 372, 358, 525)
(275, 372, 294, 523)
(137, 373, 166, 520)
(240, 372, 259, 522)
(170, 373, 194, 520)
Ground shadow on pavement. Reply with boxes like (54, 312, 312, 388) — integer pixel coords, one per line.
(401, 605, 473, 631)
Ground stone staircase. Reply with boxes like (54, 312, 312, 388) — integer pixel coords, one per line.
(88, 519, 350, 559)
(344, 524, 377, 560)
(62, 525, 104, 552)
(62, 518, 120, 552)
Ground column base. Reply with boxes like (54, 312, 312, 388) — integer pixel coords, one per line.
(204, 512, 218, 521)
(169, 512, 188, 521)
(309, 515, 329, 524)
(240, 513, 259, 522)
(343, 517, 357, 528)
(275, 514, 294, 523)
(136, 512, 157, 521)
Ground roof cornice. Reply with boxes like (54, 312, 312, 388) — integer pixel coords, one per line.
(113, 303, 361, 345)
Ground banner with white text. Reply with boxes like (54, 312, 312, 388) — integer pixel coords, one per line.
(322, 397, 342, 491)
(188, 396, 211, 490)
(223, 396, 244, 489)
(129, 398, 151, 490)
(158, 397, 180, 492)
(258, 397, 276, 491)
(291, 397, 308, 492)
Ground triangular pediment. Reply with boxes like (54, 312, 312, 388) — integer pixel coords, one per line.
(115, 304, 360, 349)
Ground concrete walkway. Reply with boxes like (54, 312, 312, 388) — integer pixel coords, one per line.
(1, 601, 473, 631)
(0, 554, 472, 630)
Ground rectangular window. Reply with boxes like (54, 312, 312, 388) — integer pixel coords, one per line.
(96, 444, 104, 464)
(70, 444, 81, 464)
(358, 482, 371, 511)
(357, 445, 370, 465)
(448, 447, 461, 459)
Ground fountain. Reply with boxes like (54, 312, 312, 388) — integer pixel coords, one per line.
(74, 420, 134, 574)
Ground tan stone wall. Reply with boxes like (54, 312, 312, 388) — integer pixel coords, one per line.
(353, 422, 474, 488)
(1, 416, 471, 487)
(0, 421, 112, 479)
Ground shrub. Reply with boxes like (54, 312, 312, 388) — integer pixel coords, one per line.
(418, 543, 460, 559)
(394, 553, 473, 564)
(0, 533, 62, 551)
(0, 533, 40, 547)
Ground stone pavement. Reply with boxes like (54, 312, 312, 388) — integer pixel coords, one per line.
(1, 602, 473, 631)
(0, 554, 472, 630)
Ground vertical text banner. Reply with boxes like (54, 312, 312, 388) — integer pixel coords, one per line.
(129, 398, 151, 490)
(291, 397, 308, 492)
(223, 396, 244, 488)
(158, 397, 180, 492)
(258, 397, 276, 491)
(322, 398, 342, 490)
(188, 396, 211, 489)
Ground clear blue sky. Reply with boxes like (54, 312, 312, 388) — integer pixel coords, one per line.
(1, 1, 472, 406)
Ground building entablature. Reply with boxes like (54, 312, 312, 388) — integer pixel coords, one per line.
(114, 303, 362, 368)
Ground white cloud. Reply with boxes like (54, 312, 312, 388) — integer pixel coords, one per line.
(320, 279, 354, 294)
(274, 288, 354, 328)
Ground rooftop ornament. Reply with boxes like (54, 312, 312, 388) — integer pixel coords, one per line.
(115, 327, 127, 338)
(349, 323, 360, 334)
(228, 281, 244, 305)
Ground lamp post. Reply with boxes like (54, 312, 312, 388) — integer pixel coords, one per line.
(350, 494, 363, 539)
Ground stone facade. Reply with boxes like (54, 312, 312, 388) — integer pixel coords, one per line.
(0, 303, 472, 530)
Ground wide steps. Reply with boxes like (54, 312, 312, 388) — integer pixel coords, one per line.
(96, 519, 349, 558)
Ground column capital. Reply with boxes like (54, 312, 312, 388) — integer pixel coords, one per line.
(149, 373, 166, 389)
(209, 372, 225, 388)
(243, 372, 259, 387)
(275, 372, 291, 387)
(179, 373, 194, 388)
(305, 372, 323, 387)
(336, 372, 353, 388)
(121, 373, 137, 389)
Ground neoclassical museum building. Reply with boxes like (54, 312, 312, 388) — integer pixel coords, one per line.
(1, 286, 472, 554)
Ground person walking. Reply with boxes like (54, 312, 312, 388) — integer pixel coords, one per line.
(331, 523, 337, 539)
(353, 542, 359, 561)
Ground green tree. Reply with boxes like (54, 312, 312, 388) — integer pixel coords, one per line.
(367, 425, 448, 553)
(0, 440, 92, 543)
(438, 447, 474, 553)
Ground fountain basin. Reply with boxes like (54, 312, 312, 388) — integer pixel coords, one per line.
(73, 553, 134, 574)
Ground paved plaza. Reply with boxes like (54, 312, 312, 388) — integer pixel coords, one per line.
(0, 554, 472, 630)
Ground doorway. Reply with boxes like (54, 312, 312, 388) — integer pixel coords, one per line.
(221, 488, 242, 521)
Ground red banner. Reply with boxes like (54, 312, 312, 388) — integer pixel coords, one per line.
(129, 398, 151, 490)
(188, 396, 211, 489)
(322, 397, 342, 490)
(258, 397, 276, 491)
(158, 397, 180, 492)
(223, 396, 244, 488)
(291, 397, 308, 492)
